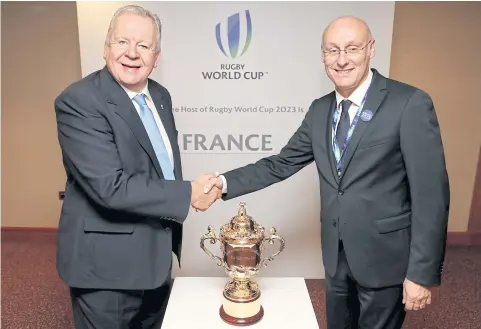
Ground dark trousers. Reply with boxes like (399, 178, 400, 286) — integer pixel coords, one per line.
(70, 278, 172, 329)
(325, 241, 406, 329)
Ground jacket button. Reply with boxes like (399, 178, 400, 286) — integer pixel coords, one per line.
(338, 190, 344, 195)
(332, 220, 337, 227)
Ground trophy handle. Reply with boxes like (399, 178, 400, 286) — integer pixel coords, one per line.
(200, 225, 225, 267)
(258, 227, 285, 269)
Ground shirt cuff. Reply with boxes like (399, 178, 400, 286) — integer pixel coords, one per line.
(219, 175, 227, 194)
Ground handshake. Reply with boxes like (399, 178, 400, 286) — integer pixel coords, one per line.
(190, 172, 224, 211)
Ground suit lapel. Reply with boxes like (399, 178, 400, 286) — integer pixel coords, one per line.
(99, 67, 164, 178)
(339, 70, 388, 179)
(325, 93, 340, 184)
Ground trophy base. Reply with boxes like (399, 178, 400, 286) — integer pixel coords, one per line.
(219, 302, 264, 327)
(220, 279, 264, 326)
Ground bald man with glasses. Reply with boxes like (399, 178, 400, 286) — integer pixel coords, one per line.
(203, 16, 450, 329)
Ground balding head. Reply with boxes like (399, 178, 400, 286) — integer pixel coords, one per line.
(322, 16, 372, 49)
(321, 15, 375, 97)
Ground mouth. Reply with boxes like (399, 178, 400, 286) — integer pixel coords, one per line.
(121, 63, 141, 71)
(333, 68, 354, 76)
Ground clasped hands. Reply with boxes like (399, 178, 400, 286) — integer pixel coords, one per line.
(190, 172, 224, 211)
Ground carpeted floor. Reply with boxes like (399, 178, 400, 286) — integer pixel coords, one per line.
(1, 230, 480, 328)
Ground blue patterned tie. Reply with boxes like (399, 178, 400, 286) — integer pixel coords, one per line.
(133, 94, 175, 180)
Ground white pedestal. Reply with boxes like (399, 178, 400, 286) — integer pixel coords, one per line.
(161, 277, 319, 329)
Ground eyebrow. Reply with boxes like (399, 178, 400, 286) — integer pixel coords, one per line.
(113, 36, 151, 44)
(325, 40, 365, 48)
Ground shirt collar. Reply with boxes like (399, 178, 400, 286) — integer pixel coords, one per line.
(120, 81, 152, 103)
(335, 69, 373, 108)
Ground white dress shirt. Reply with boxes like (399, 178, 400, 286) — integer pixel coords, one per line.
(332, 69, 373, 148)
(120, 82, 175, 169)
(219, 70, 373, 194)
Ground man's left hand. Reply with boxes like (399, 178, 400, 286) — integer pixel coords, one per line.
(403, 279, 432, 311)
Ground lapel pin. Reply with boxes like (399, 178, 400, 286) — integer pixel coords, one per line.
(160, 104, 164, 110)
(360, 109, 373, 122)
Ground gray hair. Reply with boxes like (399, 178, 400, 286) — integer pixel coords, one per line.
(105, 5, 162, 52)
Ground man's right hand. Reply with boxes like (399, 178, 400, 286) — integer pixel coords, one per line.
(190, 173, 222, 211)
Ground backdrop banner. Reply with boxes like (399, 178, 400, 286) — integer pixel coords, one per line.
(76, 1, 395, 278)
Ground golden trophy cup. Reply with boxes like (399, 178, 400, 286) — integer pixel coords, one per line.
(200, 202, 285, 326)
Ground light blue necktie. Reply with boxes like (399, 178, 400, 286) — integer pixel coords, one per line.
(133, 94, 175, 180)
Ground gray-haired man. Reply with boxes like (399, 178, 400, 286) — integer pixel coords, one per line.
(54, 5, 220, 328)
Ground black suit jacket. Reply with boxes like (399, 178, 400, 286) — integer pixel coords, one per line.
(54, 66, 192, 290)
(221, 69, 450, 288)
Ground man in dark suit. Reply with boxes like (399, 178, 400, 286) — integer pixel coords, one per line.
(203, 16, 450, 328)
(54, 5, 219, 329)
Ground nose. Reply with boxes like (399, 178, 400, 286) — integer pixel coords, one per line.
(125, 45, 140, 59)
(336, 51, 349, 66)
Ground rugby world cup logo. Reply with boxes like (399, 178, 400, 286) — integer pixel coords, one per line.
(215, 10, 252, 59)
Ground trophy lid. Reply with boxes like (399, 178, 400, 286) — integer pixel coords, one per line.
(220, 202, 264, 244)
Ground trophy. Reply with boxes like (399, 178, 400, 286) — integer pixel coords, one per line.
(200, 202, 285, 326)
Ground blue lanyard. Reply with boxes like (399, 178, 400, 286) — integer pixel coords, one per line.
(332, 91, 368, 171)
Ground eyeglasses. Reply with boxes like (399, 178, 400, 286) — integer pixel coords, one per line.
(322, 40, 372, 59)
(108, 40, 156, 54)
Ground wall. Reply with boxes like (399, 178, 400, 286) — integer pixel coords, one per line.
(389, 1, 481, 233)
(0, 0, 2, 227)
(1, 1, 81, 227)
(2, 2, 480, 241)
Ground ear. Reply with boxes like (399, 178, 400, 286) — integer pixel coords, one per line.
(103, 44, 108, 60)
(153, 50, 161, 68)
(369, 39, 376, 59)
